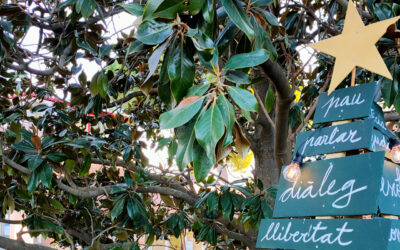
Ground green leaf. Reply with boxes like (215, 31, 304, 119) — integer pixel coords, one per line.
(79, 153, 92, 176)
(394, 91, 400, 115)
(221, 0, 254, 40)
(191, 33, 215, 61)
(195, 101, 224, 162)
(3, 113, 22, 123)
(119, 3, 144, 16)
(265, 86, 275, 113)
(225, 71, 251, 84)
(160, 97, 204, 129)
(28, 155, 43, 171)
(224, 49, 269, 70)
(381, 78, 396, 106)
(217, 95, 235, 146)
(79, 0, 96, 18)
(168, 140, 177, 160)
(46, 152, 68, 163)
(154, 0, 185, 19)
(97, 71, 109, 98)
(144, 39, 170, 83)
(76, 39, 97, 56)
(136, 20, 173, 45)
(127, 40, 147, 54)
(193, 143, 213, 182)
(143, 0, 163, 20)
(49, 199, 65, 211)
(111, 196, 126, 220)
(227, 86, 257, 112)
(168, 41, 196, 102)
(27, 171, 39, 193)
(202, 0, 214, 23)
(258, 8, 280, 26)
(216, 22, 238, 53)
(220, 191, 233, 220)
(99, 44, 113, 58)
(176, 118, 197, 170)
(65, 159, 76, 174)
(89, 73, 99, 95)
(124, 170, 135, 187)
(186, 84, 210, 97)
(38, 163, 52, 188)
(188, 0, 205, 15)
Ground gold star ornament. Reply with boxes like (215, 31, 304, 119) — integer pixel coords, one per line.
(309, 0, 400, 94)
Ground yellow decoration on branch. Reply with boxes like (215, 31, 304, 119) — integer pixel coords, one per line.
(228, 151, 254, 173)
(309, 0, 400, 95)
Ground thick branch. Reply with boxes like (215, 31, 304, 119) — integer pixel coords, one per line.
(0, 236, 54, 250)
(260, 60, 294, 172)
(384, 111, 400, 121)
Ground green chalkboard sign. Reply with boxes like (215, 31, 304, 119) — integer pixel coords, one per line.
(294, 119, 389, 157)
(379, 160, 400, 215)
(370, 103, 398, 139)
(314, 82, 378, 124)
(256, 218, 399, 249)
(274, 152, 385, 217)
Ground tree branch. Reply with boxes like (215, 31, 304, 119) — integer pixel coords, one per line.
(260, 60, 294, 172)
(106, 88, 158, 108)
(0, 236, 55, 250)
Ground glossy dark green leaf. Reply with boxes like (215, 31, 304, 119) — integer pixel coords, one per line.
(154, 0, 185, 19)
(191, 33, 215, 61)
(186, 84, 210, 97)
(202, 0, 214, 23)
(168, 140, 177, 160)
(79, 153, 92, 176)
(168, 42, 196, 102)
(176, 118, 197, 170)
(381, 78, 396, 106)
(221, 0, 254, 40)
(216, 22, 238, 53)
(124, 170, 135, 187)
(38, 163, 52, 188)
(225, 71, 251, 84)
(76, 39, 97, 56)
(227, 86, 257, 112)
(160, 97, 204, 129)
(220, 191, 233, 220)
(4, 113, 22, 123)
(195, 101, 224, 162)
(188, 0, 205, 15)
(217, 95, 235, 146)
(97, 71, 109, 98)
(193, 143, 213, 182)
(28, 155, 43, 171)
(258, 8, 280, 26)
(65, 159, 75, 174)
(46, 152, 68, 163)
(111, 196, 126, 220)
(136, 20, 173, 45)
(265, 86, 275, 113)
(27, 171, 38, 193)
(143, 0, 163, 20)
(99, 44, 113, 58)
(119, 3, 144, 16)
(144, 39, 170, 83)
(224, 49, 269, 70)
(394, 91, 400, 115)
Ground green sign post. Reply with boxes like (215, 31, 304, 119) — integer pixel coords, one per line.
(256, 218, 400, 249)
(257, 83, 400, 250)
(294, 119, 389, 157)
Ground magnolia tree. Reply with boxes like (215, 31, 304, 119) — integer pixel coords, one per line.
(0, 0, 400, 249)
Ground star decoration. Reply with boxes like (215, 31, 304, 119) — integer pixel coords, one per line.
(309, 0, 400, 94)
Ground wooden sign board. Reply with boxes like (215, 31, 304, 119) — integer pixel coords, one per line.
(379, 160, 400, 215)
(294, 119, 389, 157)
(256, 218, 400, 249)
(273, 152, 400, 217)
(370, 103, 398, 139)
(314, 82, 378, 124)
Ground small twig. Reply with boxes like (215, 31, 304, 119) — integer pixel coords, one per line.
(252, 85, 276, 130)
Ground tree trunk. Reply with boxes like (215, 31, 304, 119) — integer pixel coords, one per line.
(251, 83, 279, 188)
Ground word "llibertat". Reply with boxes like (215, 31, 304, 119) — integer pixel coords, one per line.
(279, 163, 368, 209)
(260, 221, 353, 246)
